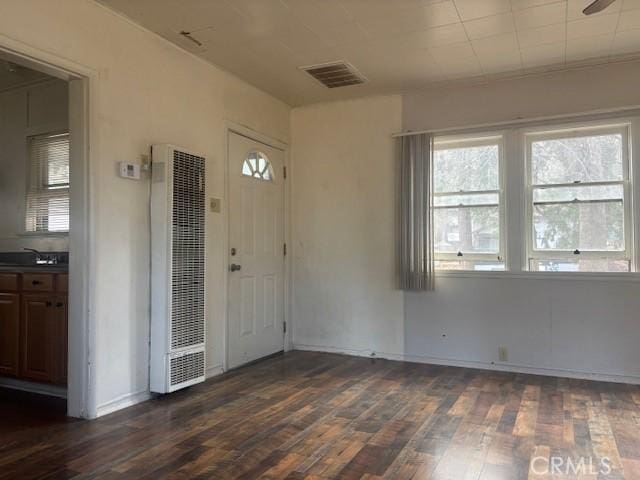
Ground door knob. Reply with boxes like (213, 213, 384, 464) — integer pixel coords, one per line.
(229, 263, 242, 272)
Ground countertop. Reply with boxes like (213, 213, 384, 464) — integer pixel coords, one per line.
(0, 263, 69, 273)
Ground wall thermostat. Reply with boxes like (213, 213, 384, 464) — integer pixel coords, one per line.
(119, 162, 141, 180)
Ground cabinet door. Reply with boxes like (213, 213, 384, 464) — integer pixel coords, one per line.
(0, 293, 20, 376)
(21, 294, 58, 383)
(52, 296, 68, 384)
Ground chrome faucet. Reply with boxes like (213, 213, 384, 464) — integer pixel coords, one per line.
(23, 248, 52, 264)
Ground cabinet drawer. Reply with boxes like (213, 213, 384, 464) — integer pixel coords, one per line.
(56, 274, 68, 293)
(22, 274, 55, 292)
(0, 273, 18, 291)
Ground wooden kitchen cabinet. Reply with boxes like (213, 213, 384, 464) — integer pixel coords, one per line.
(0, 293, 20, 376)
(22, 273, 55, 292)
(0, 271, 67, 385)
(21, 294, 67, 384)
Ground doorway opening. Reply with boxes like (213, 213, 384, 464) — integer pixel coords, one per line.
(0, 45, 92, 418)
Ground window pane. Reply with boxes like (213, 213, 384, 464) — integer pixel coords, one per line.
(434, 206, 500, 254)
(434, 192, 498, 207)
(434, 143, 499, 192)
(26, 132, 70, 233)
(242, 151, 273, 182)
(530, 259, 630, 273)
(533, 201, 624, 251)
(531, 133, 623, 185)
(533, 184, 623, 203)
(435, 260, 505, 271)
(47, 196, 69, 232)
(45, 136, 69, 187)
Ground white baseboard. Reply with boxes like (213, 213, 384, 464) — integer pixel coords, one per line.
(95, 389, 151, 418)
(94, 365, 223, 418)
(0, 377, 67, 398)
(293, 343, 640, 385)
(206, 364, 224, 379)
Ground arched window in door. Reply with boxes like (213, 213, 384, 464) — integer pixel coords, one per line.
(242, 151, 273, 181)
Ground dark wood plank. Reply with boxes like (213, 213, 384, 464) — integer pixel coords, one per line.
(1, 351, 640, 479)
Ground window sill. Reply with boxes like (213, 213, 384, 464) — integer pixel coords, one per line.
(435, 270, 640, 282)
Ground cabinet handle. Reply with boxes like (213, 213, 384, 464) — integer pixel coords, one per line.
(56, 302, 63, 307)
(32, 280, 41, 285)
(46, 301, 52, 307)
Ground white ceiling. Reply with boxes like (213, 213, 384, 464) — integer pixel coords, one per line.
(97, 0, 640, 106)
(0, 60, 51, 92)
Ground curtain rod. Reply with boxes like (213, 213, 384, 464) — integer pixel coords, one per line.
(391, 104, 640, 138)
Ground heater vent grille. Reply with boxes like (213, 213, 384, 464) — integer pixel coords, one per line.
(171, 149, 205, 350)
(170, 350, 205, 386)
(301, 61, 366, 88)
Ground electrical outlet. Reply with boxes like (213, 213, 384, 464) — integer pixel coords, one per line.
(210, 198, 221, 213)
(498, 346, 508, 362)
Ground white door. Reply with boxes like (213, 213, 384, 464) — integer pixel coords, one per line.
(228, 132, 285, 369)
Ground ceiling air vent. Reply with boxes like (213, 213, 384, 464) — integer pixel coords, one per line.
(300, 61, 367, 89)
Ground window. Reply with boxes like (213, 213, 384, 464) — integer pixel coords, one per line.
(242, 151, 273, 181)
(426, 118, 637, 275)
(25, 132, 70, 233)
(526, 125, 631, 272)
(433, 135, 505, 271)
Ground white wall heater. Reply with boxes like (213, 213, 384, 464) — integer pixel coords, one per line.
(150, 144, 206, 393)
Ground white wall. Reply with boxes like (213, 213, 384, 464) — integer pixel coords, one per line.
(402, 60, 640, 383)
(403, 60, 640, 131)
(0, 0, 290, 416)
(0, 79, 68, 252)
(405, 277, 640, 382)
(291, 95, 404, 357)
(291, 65, 640, 384)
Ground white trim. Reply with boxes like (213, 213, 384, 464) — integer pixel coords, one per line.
(393, 105, 640, 137)
(0, 377, 67, 398)
(433, 114, 640, 276)
(0, 35, 98, 419)
(206, 364, 224, 379)
(293, 344, 640, 385)
(226, 121, 288, 151)
(95, 390, 151, 418)
(18, 231, 69, 237)
(434, 269, 640, 282)
(432, 133, 506, 267)
(523, 122, 633, 271)
(631, 118, 640, 272)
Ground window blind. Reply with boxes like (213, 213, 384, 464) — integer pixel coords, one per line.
(25, 132, 70, 233)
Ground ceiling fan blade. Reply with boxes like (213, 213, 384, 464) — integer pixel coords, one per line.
(583, 0, 617, 15)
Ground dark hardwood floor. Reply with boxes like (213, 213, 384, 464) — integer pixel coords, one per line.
(1, 351, 640, 479)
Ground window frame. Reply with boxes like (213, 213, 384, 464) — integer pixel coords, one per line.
(432, 133, 507, 269)
(523, 123, 633, 272)
(24, 131, 70, 234)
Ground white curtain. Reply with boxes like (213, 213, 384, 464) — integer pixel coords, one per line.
(398, 133, 435, 291)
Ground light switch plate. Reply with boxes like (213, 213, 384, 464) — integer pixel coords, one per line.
(210, 197, 221, 213)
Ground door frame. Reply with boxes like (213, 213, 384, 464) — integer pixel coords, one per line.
(0, 35, 98, 418)
(224, 123, 291, 372)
